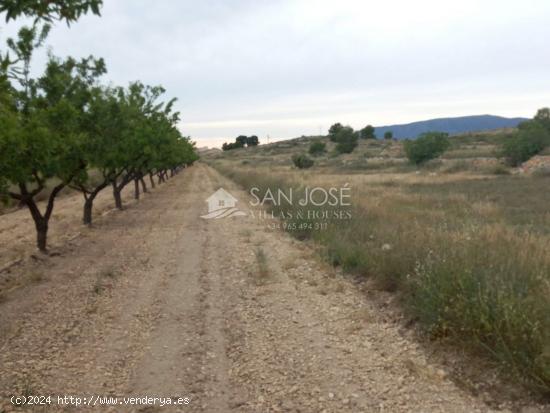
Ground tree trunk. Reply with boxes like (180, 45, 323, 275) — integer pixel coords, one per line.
(83, 197, 93, 225)
(140, 176, 147, 193)
(81, 181, 109, 225)
(134, 178, 140, 200)
(25, 198, 48, 253)
(149, 173, 156, 189)
(112, 182, 123, 210)
(35, 217, 48, 252)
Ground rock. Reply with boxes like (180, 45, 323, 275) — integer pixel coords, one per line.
(381, 243, 392, 251)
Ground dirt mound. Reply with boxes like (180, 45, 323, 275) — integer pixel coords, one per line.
(520, 155, 550, 174)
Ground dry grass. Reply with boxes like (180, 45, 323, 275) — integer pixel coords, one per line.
(254, 247, 270, 284)
(210, 148, 550, 395)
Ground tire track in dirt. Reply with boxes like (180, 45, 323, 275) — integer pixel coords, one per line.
(128, 165, 209, 411)
(200, 165, 519, 413)
(0, 166, 206, 412)
(197, 168, 234, 412)
(1, 163, 547, 413)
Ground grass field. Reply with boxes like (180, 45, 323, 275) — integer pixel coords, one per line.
(205, 131, 550, 396)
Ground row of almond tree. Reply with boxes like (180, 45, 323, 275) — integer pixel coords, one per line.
(0, 1, 198, 251)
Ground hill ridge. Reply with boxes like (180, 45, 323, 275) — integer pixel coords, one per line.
(374, 114, 527, 139)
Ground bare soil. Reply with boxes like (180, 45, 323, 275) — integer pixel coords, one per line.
(0, 163, 547, 412)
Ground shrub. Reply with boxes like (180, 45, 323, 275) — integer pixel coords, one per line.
(334, 127, 358, 154)
(360, 125, 376, 139)
(309, 141, 326, 156)
(404, 132, 450, 165)
(384, 130, 393, 140)
(291, 153, 314, 169)
(489, 164, 511, 175)
(223, 135, 260, 150)
(222, 142, 242, 151)
(328, 123, 344, 142)
(501, 122, 550, 166)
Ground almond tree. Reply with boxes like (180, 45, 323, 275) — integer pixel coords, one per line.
(110, 83, 175, 204)
(0, 25, 102, 251)
(1, 0, 102, 23)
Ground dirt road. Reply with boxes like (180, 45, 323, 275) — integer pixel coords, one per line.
(0, 163, 528, 412)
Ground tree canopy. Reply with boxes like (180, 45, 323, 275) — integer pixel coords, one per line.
(501, 109, 550, 166)
(1, 0, 102, 23)
(222, 135, 260, 150)
(404, 132, 450, 165)
(360, 125, 376, 139)
(0, 18, 198, 250)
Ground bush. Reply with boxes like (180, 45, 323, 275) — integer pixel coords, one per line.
(222, 135, 260, 151)
(360, 125, 376, 139)
(384, 131, 393, 140)
(291, 154, 314, 169)
(334, 127, 358, 154)
(328, 123, 344, 142)
(308, 141, 326, 156)
(404, 132, 450, 165)
(489, 164, 511, 175)
(501, 122, 550, 166)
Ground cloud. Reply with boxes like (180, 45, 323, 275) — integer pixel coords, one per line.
(2, 0, 550, 147)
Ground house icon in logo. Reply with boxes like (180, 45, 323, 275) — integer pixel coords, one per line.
(201, 187, 247, 219)
(206, 188, 237, 212)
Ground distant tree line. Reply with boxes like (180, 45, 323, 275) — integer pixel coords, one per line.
(222, 135, 259, 150)
(291, 108, 550, 169)
(0, 1, 198, 252)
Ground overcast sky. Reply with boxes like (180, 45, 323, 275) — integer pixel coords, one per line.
(3, 0, 550, 147)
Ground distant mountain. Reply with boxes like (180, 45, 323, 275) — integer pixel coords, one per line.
(374, 115, 528, 139)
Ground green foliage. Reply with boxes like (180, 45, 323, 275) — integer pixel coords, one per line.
(334, 127, 358, 154)
(0, 24, 87, 196)
(222, 135, 259, 150)
(501, 118, 550, 166)
(291, 154, 314, 169)
(404, 132, 450, 164)
(384, 130, 393, 140)
(222, 142, 240, 151)
(247, 135, 259, 146)
(308, 140, 326, 156)
(0, 20, 197, 247)
(235, 135, 247, 147)
(328, 122, 344, 142)
(360, 124, 376, 139)
(1, 0, 102, 23)
(534, 107, 550, 130)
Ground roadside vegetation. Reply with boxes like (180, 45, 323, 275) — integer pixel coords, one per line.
(209, 118, 550, 396)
